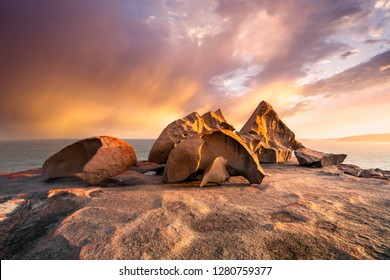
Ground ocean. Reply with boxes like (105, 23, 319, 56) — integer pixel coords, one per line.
(0, 139, 154, 173)
(0, 139, 389, 173)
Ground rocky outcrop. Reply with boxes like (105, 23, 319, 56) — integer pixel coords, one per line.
(42, 136, 137, 184)
(338, 164, 389, 180)
(200, 156, 230, 187)
(295, 148, 347, 167)
(1, 163, 389, 260)
(148, 109, 234, 164)
(240, 101, 303, 163)
(163, 130, 265, 184)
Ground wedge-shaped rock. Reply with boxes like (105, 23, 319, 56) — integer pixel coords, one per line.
(42, 136, 137, 184)
(295, 148, 346, 167)
(200, 156, 230, 187)
(149, 109, 235, 164)
(240, 101, 304, 163)
(164, 130, 265, 184)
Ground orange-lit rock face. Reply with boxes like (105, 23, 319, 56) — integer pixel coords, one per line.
(240, 101, 303, 163)
(148, 109, 234, 164)
(42, 136, 137, 184)
(163, 130, 265, 184)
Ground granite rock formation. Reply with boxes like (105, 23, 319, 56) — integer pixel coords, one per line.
(295, 148, 347, 167)
(240, 101, 303, 163)
(1, 163, 389, 260)
(200, 156, 230, 187)
(148, 109, 234, 164)
(163, 130, 265, 184)
(42, 136, 137, 184)
(338, 164, 389, 180)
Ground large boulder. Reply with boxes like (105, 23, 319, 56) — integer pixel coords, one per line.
(162, 136, 204, 183)
(163, 130, 265, 184)
(148, 109, 234, 164)
(240, 101, 304, 163)
(200, 156, 230, 187)
(294, 148, 347, 167)
(42, 136, 137, 184)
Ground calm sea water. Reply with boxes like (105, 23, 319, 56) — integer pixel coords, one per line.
(0, 139, 389, 173)
(300, 139, 390, 170)
(0, 139, 155, 173)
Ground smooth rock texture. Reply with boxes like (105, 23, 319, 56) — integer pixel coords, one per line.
(200, 156, 230, 187)
(164, 130, 265, 184)
(42, 136, 137, 184)
(240, 101, 304, 163)
(295, 148, 347, 167)
(163, 137, 204, 183)
(1, 164, 389, 260)
(148, 109, 234, 164)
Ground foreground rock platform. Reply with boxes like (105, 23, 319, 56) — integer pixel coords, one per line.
(1, 162, 389, 260)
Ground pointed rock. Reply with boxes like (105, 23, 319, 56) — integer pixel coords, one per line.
(42, 136, 137, 184)
(240, 101, 304, 163)
(200, 156, 230, 187)
(201, 109, 235, 131)
(294, 148, 347, 167)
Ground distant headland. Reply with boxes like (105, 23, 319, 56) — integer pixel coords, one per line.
(328, 133, 390, 142)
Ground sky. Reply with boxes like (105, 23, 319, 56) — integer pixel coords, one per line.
(0, 0, 389, 140)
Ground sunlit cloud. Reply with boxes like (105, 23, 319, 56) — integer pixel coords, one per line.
(0, 0, 389, 140)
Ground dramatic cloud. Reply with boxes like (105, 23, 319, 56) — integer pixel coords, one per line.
(340, 50, 359, 60)
(0, 0, 389, 139)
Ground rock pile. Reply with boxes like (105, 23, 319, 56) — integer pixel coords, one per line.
(41, 101, 351, 187)
(148, 109, 234, 164)
(163, 130, 265, 184)
(338, 164, 389, 180)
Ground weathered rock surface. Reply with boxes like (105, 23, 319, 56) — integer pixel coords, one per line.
(240, 101, 304, 163)
(338, 164, 389, 180)
(0, 164, 389, 260)
(163, 130, 265, 184)
(295, 148, 347, 167)
(148, 110, 234, 164)
(47, 188, 102, 198)
(201, 109, 235, 131)
(42, 136, 137, 184)
(200, 156, 230, 187)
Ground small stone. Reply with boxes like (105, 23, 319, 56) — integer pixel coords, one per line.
(200, 156, 230, 187)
